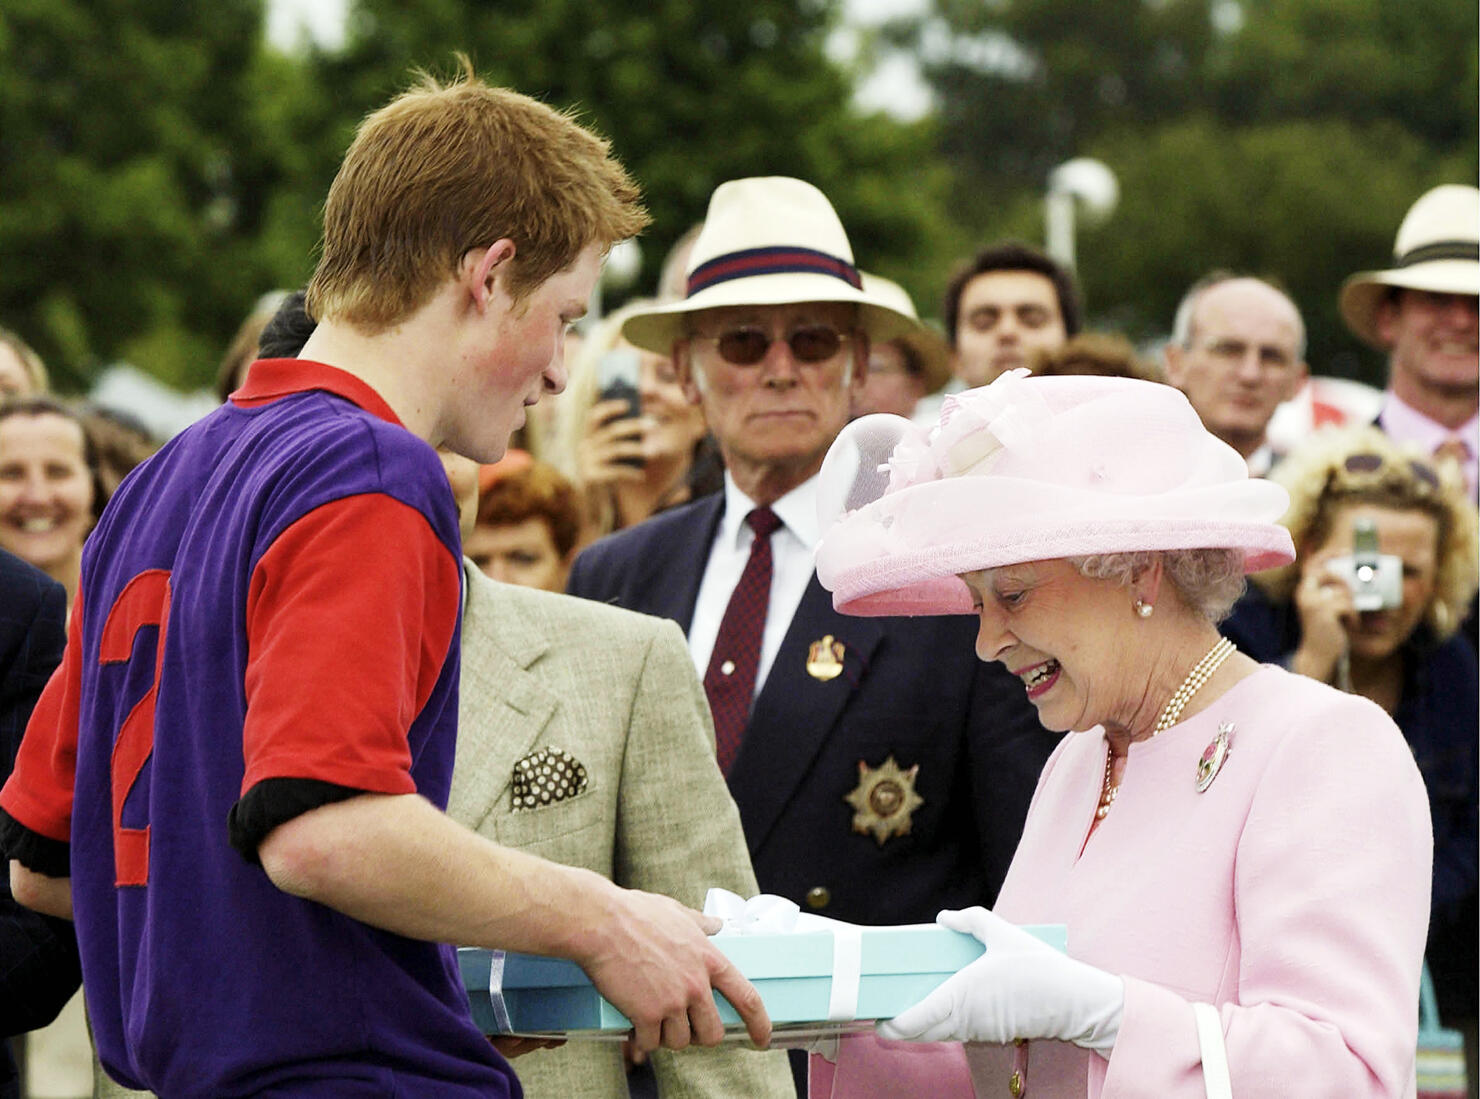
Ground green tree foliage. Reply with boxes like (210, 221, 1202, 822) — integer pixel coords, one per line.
(902, 0, 1478, 381)
(4, 0, 1472, 392)
(1079, 116, 1474, 384)
(0, 0, 293, 390)
(309, 0, 957, 311)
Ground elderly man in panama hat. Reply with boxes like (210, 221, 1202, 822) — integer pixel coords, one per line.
(568, 177, 1058, 1096)
(1341, 184, 1480, 501)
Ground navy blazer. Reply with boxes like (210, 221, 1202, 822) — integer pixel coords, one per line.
(568, 494, 1058, 926)
(0, 549, 77, 1098)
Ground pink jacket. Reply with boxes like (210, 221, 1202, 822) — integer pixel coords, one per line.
(816, 666, 1431, 1098)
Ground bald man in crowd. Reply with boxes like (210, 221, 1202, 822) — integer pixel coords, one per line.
(1163, 274, 1308, 476)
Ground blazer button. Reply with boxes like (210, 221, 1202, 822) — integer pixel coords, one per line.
(805, 887, 830, 909)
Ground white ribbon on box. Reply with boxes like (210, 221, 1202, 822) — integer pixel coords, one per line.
(485, 950, 513, 1034)
(704, 888, 863, 1023)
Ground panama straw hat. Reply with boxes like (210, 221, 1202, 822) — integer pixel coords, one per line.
(621, 177, 918, 354)
(814, 371, 1295, 617)
(860, 273, 952, 395)
(1339, 184, 1480, 348)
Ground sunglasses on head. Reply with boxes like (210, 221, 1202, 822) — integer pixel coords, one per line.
(693, 324, 851, 366)
(1341, 451, 1440, 491)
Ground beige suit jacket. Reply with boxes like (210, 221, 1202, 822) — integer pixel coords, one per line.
(94, 568, 790, 1099)
(446, 568, 793, 1098)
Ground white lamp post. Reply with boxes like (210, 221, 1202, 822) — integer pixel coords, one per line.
(1044, 158, 1119, 271)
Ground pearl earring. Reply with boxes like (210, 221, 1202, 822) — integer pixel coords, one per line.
(1135, 600, 1153, 618)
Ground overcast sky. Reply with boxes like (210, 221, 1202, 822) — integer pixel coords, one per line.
(265, 0, 935, 118)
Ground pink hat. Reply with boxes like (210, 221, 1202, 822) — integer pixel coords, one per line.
(814, 371, 1296, 617)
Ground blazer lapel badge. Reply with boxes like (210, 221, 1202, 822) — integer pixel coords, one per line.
(845, 755, 923, 845)
(806, 635, 846, 681)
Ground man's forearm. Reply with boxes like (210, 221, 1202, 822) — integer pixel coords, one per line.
(257, 791, 617, 957)
(257, 791, 771, 1052)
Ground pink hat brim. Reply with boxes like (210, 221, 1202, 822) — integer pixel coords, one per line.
(818, 476, 1296, 617)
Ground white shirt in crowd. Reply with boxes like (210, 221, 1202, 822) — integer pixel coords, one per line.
(688, 474, 819, 698)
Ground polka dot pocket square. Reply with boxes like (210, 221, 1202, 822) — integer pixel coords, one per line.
(511, 746, 590, 811)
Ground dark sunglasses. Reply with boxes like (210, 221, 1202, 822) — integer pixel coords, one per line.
(694, 324, 851, 366)
(1342, 451, 1440, 490)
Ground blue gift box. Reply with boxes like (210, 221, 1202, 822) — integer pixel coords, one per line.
(459, 922, 1067, 1036)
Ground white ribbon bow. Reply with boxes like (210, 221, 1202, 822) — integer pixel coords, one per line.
(703, 887, 802, 934)
(704, 889, 862, 1024)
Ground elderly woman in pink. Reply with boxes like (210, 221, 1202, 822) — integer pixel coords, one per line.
(812, 371, 1432, 1097)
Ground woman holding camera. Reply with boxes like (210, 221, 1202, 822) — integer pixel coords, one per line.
(1222, 424, 1479, 1051)
(553, 300, 716, 543)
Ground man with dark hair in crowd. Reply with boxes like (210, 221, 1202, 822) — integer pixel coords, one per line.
(942, 240, 1082, 388)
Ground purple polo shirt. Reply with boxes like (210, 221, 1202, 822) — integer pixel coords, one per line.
(1, 360, 516, 1097)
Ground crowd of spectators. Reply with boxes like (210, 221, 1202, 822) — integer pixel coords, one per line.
(0, 70, 1474, 1099)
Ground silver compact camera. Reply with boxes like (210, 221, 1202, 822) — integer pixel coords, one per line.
(1324, 518, 1403, 611)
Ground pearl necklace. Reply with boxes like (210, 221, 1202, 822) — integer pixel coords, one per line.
(1095, 750, 1118, 820)
(1095, 637, 1237, 821)
(1153, 636, 1236, 734)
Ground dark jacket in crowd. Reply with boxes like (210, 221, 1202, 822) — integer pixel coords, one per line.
(0, 549, 78, 1099)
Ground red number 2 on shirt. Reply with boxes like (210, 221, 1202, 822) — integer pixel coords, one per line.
(99, 569, 172, 887)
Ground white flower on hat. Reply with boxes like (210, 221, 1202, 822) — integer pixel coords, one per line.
(881, 430, 939, 493)
(934, 369, 1053, 479)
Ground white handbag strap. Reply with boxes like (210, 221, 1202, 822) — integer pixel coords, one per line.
(1193, 1002, 1232, 1099)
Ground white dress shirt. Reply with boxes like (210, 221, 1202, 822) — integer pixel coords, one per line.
(688, 474, 820, 698)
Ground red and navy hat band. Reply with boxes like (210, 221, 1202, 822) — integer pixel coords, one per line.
(687, 246, 862, 298)
(1395, 240, 1480, 267)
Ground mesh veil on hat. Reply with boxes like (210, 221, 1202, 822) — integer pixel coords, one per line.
(814, 371, 1296, 617)
(1339, 184, 1480, 348)
(621, 177, 917, 354)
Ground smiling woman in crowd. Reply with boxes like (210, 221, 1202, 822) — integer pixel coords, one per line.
(811, 372, 1432, 1097)
(0, 398, 105, 609)
(553, 299, 717, 541)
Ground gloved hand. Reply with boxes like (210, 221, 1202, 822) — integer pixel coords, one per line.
(877, 907, 1124, 1052)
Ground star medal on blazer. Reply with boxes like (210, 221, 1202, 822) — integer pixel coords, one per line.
(845, 755, 924, 845)
(806, 634, 846, 680)
(1195, 722, 1235, 794)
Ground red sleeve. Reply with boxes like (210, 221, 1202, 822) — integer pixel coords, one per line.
(241, 493, 460, 795)
(0, 594, 86, 842)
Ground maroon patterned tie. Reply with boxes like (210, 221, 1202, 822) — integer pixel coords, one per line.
(704, 507, 783, 775)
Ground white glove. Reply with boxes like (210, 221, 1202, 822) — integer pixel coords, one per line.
(877, 907, 1124, 1052)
